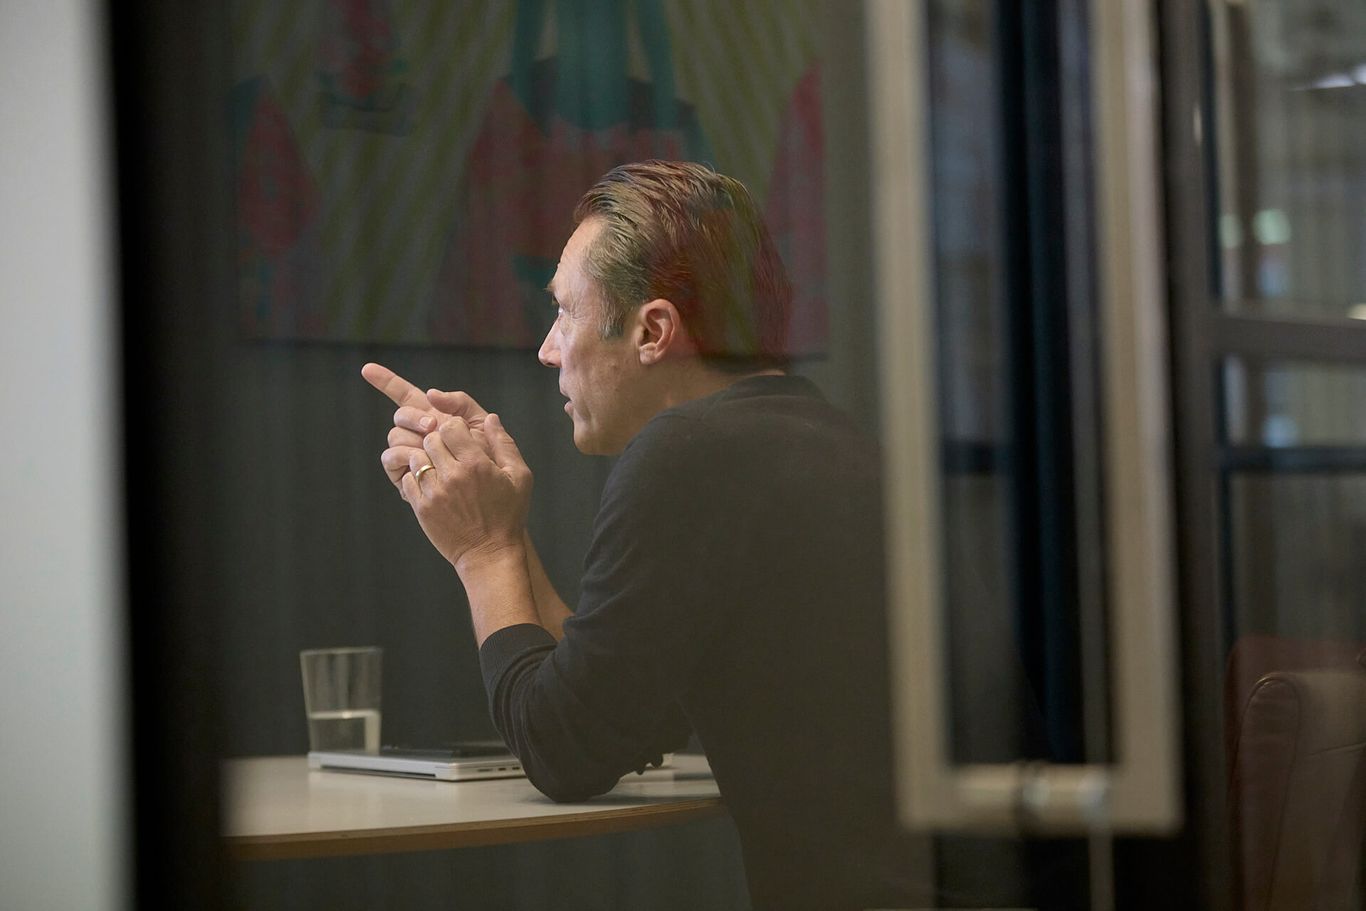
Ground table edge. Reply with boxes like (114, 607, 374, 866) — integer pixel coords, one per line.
(225, 796, 728, 861)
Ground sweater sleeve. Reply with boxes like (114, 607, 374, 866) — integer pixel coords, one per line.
(476, 417, 709, 802)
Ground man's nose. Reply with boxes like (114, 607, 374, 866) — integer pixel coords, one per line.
(537, 326, 559, 368)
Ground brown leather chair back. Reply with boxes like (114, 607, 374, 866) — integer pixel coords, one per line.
(1227, 645, 1366, 911)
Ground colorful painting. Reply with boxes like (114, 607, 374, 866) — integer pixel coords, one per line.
(232, 76, 325, 337)
(317, 0, 416, 133)
(229, 0, 827, 352)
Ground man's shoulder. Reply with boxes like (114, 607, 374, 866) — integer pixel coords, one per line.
(617, 378, 795, 467)
(639, 374, 834, 438)
(610, 408, 712, 484)
(610, 374, 872, 491)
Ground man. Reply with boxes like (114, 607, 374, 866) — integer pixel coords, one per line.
(363, 161, 924, 909)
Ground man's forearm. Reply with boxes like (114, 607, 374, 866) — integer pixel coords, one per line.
(456, 542, 541, 646)
(523, 529, 572, 640)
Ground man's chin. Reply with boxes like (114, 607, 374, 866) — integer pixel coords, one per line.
(573, 436, 605, 456)
(571, 425, 597, 455)
(572, 426, 624, 457)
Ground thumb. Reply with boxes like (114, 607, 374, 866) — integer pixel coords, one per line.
(485, 413, 528, 473)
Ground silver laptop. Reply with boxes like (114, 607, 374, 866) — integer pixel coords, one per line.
(308, 742, 525, 781)
(308, 744, 675, 783)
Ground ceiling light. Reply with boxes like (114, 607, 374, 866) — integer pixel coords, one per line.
(1252, 209, 1291, 246)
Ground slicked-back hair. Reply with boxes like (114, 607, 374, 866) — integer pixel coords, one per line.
(573, 160, 792, 372)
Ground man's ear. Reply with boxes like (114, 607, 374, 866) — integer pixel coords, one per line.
(635, 298, 690, 365)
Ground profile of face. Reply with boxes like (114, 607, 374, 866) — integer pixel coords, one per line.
(538, 218, 644, 455)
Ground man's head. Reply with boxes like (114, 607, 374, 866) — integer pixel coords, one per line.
(571, 160, 792, 368)
(538, 161, 793, 455)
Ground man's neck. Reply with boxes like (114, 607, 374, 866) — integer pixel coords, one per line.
(656, 363, 785, 411)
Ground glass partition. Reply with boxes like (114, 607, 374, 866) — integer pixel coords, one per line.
(118, 0, 1366, 909)
(1211, 0, 1366, 318)
(1202, 3, 1366, 909)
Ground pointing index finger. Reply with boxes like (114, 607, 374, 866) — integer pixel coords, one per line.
(361, 362, 429, 410)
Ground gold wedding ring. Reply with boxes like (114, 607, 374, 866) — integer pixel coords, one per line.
(413, 463, 436, 488)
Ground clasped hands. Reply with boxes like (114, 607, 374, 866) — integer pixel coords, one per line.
(361, 362, 532, 575)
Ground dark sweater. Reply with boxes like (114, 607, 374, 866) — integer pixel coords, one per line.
(480, 375, 929, 909)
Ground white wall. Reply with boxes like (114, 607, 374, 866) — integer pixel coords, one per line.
(0, 2, 127, 909)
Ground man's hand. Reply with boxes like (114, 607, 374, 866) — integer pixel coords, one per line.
(399, 413, 533, 575)
(361, 361, 565, 641)
(361, 362, 492, 499)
